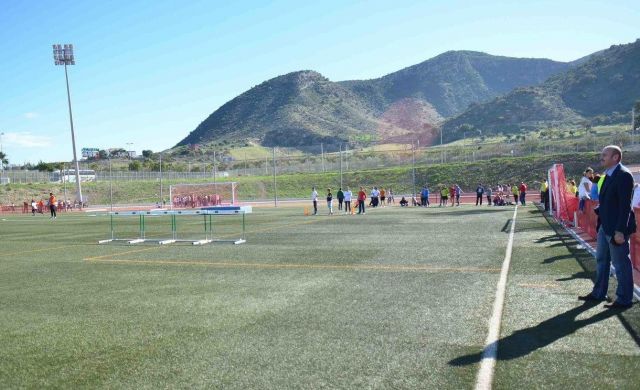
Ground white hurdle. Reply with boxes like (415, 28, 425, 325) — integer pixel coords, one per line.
(99, 206, 252, 245)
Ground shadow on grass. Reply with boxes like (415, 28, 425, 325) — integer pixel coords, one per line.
(535, 234, 563, 243)
(556, 271, 592, 281)
(542, 254, 575, 264)
(428, 208, 510, 218)
(538, 207, 640, 346)
(449, 303, 620, 366)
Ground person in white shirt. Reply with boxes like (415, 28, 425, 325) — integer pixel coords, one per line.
(343, 188, 352, 214)
(370, 187, 380, 207)
(632, 183, 640, 209)
(311, 187, 318, 215)
(578, 168, 593, 211)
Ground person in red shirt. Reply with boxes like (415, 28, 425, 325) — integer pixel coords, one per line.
(357, 187, 367, 214)
(519, 182, 527, 206)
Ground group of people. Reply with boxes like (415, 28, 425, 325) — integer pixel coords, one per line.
(310, 181, 535, 212)
(171, 194, 222, 208)
(26, 193, 59, 219)
(311, 186, 395, 215)
(475, 182, 528, 206)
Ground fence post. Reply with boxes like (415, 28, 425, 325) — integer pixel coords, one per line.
(273, 147, 278, 207)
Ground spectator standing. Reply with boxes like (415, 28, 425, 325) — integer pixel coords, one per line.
(632, 183, 640, 209)
(387, 188, 394, 204)
(578, 168, 594, 211)
(511, 184, 519, 204)
(311, 187, 318, 216)
(475, 183, 484, 206)
(420, 186, 429, 207)
(590, 174, 601, 201)
(579, 145, 636, 309)
(519, 182, 527, 206)
(49, 193, 57, 219)
(567, 180, 578, 197)
(541, 179, 550, 211)
(343, 187, 352, 214)
(486, 186, 493, 206)
(336, 188, 344, 211)
(31, 199, 37, 216)
(326, 188, 333, 215)
(440, 186, 449, 207)
(357, 187, 367, 214)
(454, 184, 462, 206)
(370, 187, 380, 207)
(380, 188, 386, 207)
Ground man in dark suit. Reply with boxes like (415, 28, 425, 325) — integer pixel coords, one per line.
(579, 145, 636, 309)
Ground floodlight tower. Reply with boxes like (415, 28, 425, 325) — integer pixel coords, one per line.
(53, 44, 83, 204)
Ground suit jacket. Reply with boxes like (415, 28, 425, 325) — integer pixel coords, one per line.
(596, 164, 637, 236)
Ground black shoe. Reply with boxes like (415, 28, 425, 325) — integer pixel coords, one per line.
(604, 302, 633, 310)
(578, 294, 608, 302)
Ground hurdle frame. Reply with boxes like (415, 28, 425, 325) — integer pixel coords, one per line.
(98, 206, 251, 245)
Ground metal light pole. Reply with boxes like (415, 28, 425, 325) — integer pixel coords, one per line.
(53, 44, 83, 203)
(62, 163, 67, 202)
(339, 143, 343, 189)
(273, 147, 278, 207)
(126, 142, 134, 159)
(159, 153, 163, 206)
(412, 139, 419, 198)
(0, 132, 4, 181)
(109, 157, 113, 212)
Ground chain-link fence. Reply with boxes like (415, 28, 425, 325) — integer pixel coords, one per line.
(0, 132, 631, 186)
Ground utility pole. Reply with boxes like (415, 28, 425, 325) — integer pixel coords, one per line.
(272, 147, 278, 207)
(109, 158, 113, 212)
(321, 143, 325, 173)
(339, 143, 343, 189)
(412, 140, 417, 199)
(159, 153, 163, 207)
(632, 106, 636, 146)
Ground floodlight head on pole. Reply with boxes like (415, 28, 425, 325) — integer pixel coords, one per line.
(53, 44, 75, 65)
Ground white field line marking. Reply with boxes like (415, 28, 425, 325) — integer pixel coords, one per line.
(475, 206, 518, 390)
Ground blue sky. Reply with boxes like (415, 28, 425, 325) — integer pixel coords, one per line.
(1, 0, 638, 164)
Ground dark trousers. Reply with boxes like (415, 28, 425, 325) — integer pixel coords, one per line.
(487, 194, 492, 205)
(519, 192, 526, 206)
(338, 199, 344, 210)
(358, 200, 365, 214)
(544, 190, 550, 211)
(592, 227, 634, 305)
(50, 205, 57, 217)
(345, 200, 351, 212)
(313, 200, 317, 214)
(421, 196, 427, 206)
(476, 194, 483, 205)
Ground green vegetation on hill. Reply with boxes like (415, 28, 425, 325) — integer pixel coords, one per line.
(176, 52, 569, 149)
(342, 51, 568, 118)
(442, 39, 640, 139)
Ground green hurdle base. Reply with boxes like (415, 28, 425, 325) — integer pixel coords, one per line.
(99, 211, 247, 245)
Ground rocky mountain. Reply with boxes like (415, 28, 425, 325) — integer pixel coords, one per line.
(176, 41, 639, 149)
(441, 39, 640, 141)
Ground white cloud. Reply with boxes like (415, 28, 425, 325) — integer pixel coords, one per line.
(3, 132, 53, 148)
(23, 112, 40, 119)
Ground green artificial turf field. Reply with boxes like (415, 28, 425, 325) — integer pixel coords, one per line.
(0, 205, 638, 389)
